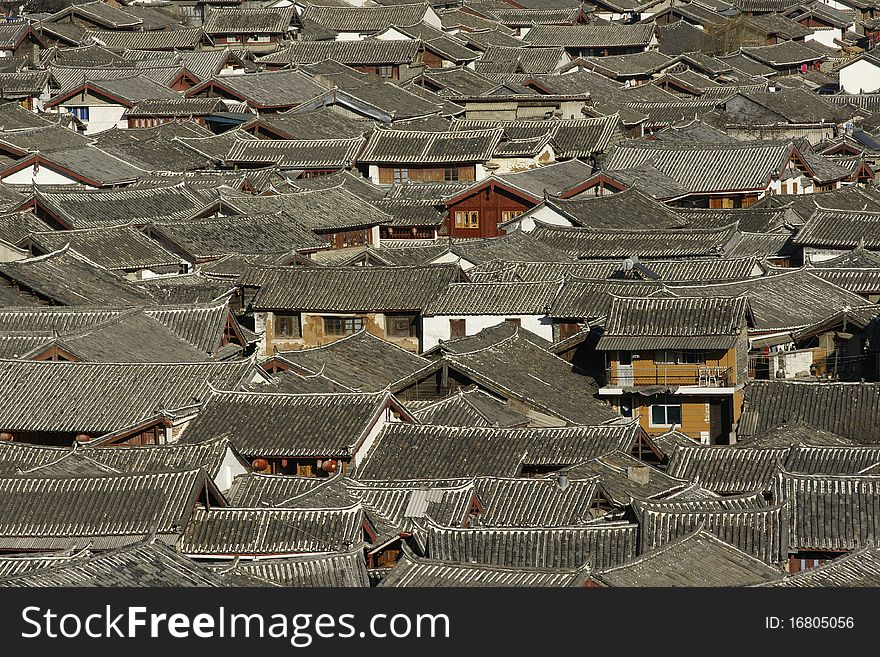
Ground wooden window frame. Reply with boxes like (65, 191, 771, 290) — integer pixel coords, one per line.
(449, 318, 466, 339)
(387, 314, 417, 338)
(649, 395, 682, 428)
(324, 316, 364, 336)
(454, 210, 479, 229)
(274, 312, 301, 339)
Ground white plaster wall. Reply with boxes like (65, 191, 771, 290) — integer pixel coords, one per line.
(352, 406, 400, 466)
(253, 311, 268, 356)
(840, 59, 880, 94)
(770, 349, 814, 378)
(215, 447, 249, 492)
(0, 239, 26, 262)
(516, 204, 576, 232)
(2, 164, 79, 186)
(430, 251, 475, 269)
(806, 28, 840, 49)
(58, 104, 126, 135)
(804, 247, 852, 262)
(422, 315, 553, 351)
(368, 163, 380, 185)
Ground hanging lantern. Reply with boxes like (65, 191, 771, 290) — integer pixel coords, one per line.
(252, 458, 269, 471)
(321, 460, 338, 473)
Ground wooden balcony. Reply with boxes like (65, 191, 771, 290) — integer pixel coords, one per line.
(607, 364, 732, 388)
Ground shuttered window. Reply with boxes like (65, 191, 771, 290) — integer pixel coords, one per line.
(449, 319, 466, 338)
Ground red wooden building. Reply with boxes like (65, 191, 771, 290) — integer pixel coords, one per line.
(443, 159, 594, 238)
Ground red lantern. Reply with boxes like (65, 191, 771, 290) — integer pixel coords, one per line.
(0, 432, 12, 441)
(75, 434, 90, 443)
(281, 459, 288, 468)
(252, 458, 269, 471)
(321, 460, 338, 473)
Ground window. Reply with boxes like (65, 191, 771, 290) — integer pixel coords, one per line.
(444, 167, 459, 182)
(274, 312, 301, 339)
(248, 34, 270, 42)
(449, 318, 466, 338)
(501, 210, 523, 222)
(67, 106, 89, 121)
(377, 65, 395, 79)
(656, 350, 705, 365)
(393, 168, 409, 183)
(387, 314, 417, 338)
(678, 351, 705, 364)
(655, 350, 676, 364)
(324, 317, 364, 336)
(650, 395, 682, 427)
(454, 211, 479, 229)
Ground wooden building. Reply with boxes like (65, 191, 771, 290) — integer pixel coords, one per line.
(442, 159, 594, 238)
(596, 296, 752, 444)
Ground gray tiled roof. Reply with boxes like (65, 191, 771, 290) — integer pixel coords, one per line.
(203, 7, 295, 34)
(179, 505, 366, 556)
(560, 451, 689, 504)
(423, 521, 637, 569)
(794, 209, 880, 249)
(359, 127, 503, 163)
(223, 136, 365, 169)
(741, 40, 825, 67)
(187, 70, 328, 109)
(148, 214, 327, 260)
(424, 280, 563, 315)
(0, 359, 255, 434)
(0, 468, 215, 551)
(0, 248, 155, 306)
(530, 222, 737, 259)
(356, 423, 634, 479)
(256, 39, 422, 65)
(179, 389, 395, 458)
(605, 140, 798, 194)
(668, 268, 869, 331)
(378, 546, 590, 586)
(84, 28, 208, 50)
(271, 329, 433, 391)
(597, 295, 749, 351)
(540, 187, 687, 229)
(666, 445, 790, 493)
(774, 470, 880, 551)
(739, 380, 880, 443)
(246, 263, 460, 312)
(301, 3, 432, 32)
(411, 386, 530, 428)
(760, 546, 880, 587)
(225, 548, 369, 586)
(23, 224, 180, 272)
(595, 529, 782, 587)
(524, 24, 655, 48)
(637, 501, 789, 563)
(0, 540, 232, 587)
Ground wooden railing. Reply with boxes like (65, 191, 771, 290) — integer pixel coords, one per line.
(608, 365, 732, 387)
